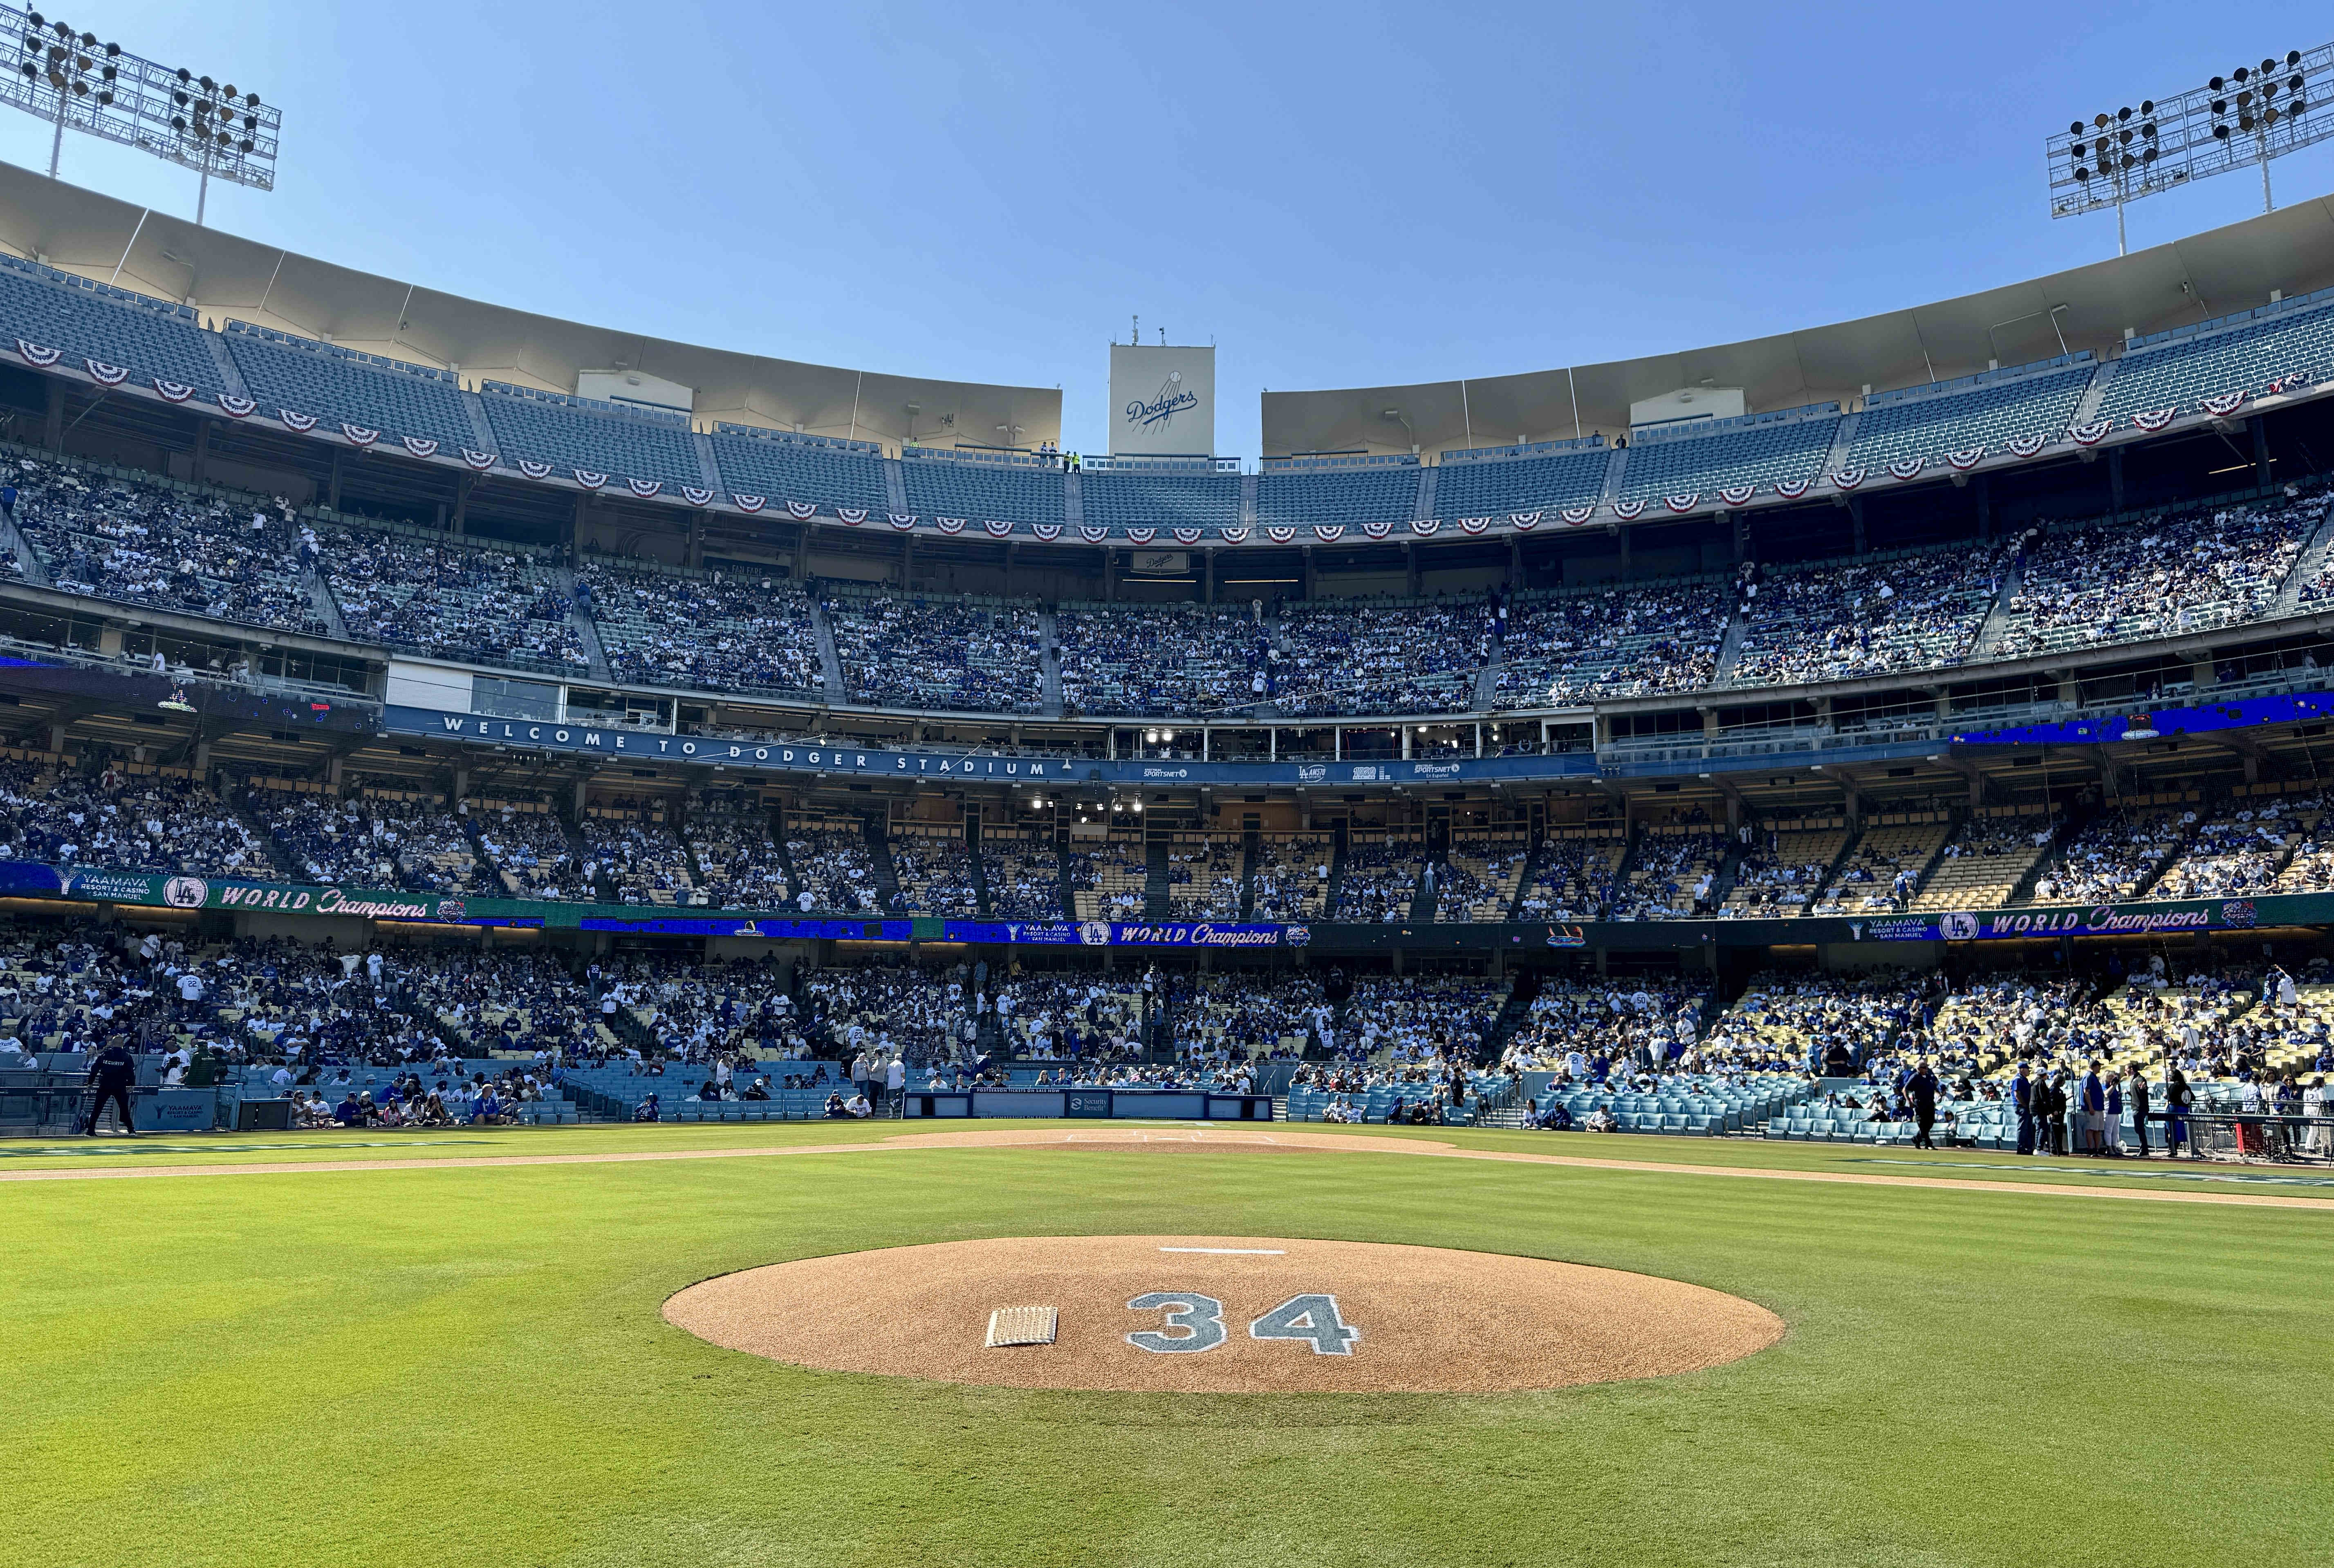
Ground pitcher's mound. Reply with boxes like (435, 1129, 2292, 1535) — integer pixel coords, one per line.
(664, 1235, 1781, 1393)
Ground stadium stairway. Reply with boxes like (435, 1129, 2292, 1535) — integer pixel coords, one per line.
(2273, 503, 2334, 615)
(200, 331, 249, 399)
(301, 564, 348, 638)
(556, 564, 613, 681)
(1411, 862, 1442, 923)
(882, 458, 909, 516)
(863, 814, 904, 910)
(692, 432, 726, 498)
(1238, 828, 1259, 919)
(1413, 467, 1438, 521)
(1324, 831, 1349, 914)
(1144, 836, 1170, 918)
(2069, 360, 2115, 426)
(1037, 608, 1065, 718)
(1965, 555, 2025, 659)
(1819, 413, 1860, 475)
(969, 822, 994, 917)
(812, 601, 847, 705)
(1062, 468, 1084, 529)
(1711, 604, 1751, 683)
(229, 780, 310, 882)
(0, 503, 47, 586)
(1052, 842, 1076, 921)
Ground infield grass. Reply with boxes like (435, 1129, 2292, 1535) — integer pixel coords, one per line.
(8, 1122, 2331, 1567)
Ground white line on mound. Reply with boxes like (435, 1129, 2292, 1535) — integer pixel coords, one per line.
(1159, 1246, 1285, 1254)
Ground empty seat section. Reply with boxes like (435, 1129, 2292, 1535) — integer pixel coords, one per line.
(224, 322, 473, 447)
(1430, 446, 1610, 516)
(2098, 292, 2334, 419)
(1256, 463, 1419, 526)
(481, 384, 704, 490)
(899, 452, 1064, 526)
(0, 256, 225, 396)
(1078, 469, 1241, 530)
(1848, 363, 2094, 467)
(708, 426, 888, 513)
(1619, 409, 1839, 501)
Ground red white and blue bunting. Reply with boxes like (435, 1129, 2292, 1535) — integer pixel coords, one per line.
(986, 519, 1016, 537)
(1032, 523, 1062, 542)
(342, 424, 380, 448)
(279, 409, 317, 432)
(152, 378, 193, 403)
(2130, 408, 2176, 432)
(1314, 524, 1345, 542)
(835, 506, 869, 524)
(1719, 485, 1755, 507)
(1363, 520, 1395, 539)
(574, 469, 609, 489)
(1078, 525, 1109, 544)
(1219, 527, 1251, 544)
(517, 458, 553, 479)
(85, 358, 127, 385)
(1410, 518, 1440, 536)
(14, 339, 58, 366)
(735, 494, 768, 513)
(682, 486, 714, 507)
(2201, 390, 2248, 417)
(785, 500, 818, 520)
(887, 513, 918, 531)
(1508, 511, 1542, 529)
(1947, 447, 1986, 470)
(2067, 421, 2110, 447)
(217, 393, 256, 418)
(1126, 527, 1157, 544)
(1772, 477, 1810, 500)
(1662, 493, 1699, 513)
(1172, 527, 1202, 544)
(461, 448, 496, 470)
(935, 515, 969, 533)
(2006, 433, 2049, 458)
(1611, 500, 1646, 521)
(1830, 468, 1865, 491)
(1559, 505, 1596, 526)
(1458, 517, 1490, 534)
(402, 435, 439, 459)
(626, 477, 661, 498)
(1886, 457, 1924, 481)
(1265, 526, 1295, 543)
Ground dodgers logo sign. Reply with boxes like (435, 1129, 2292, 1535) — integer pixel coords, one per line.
(1126, 370, 1200, 436)
(162, 875, 209, 909)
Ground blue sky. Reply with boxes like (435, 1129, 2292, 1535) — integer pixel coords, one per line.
(2, 1, 2330, 457)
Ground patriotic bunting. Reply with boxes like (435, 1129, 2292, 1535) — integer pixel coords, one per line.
(1508, 511, 1542, 528)
(1611, 500, 1646, 520)
(1409, 519, 1440, 536)
(935, 515, 969, 534)
(342, 424, 381, 448)
(1172, 527, 1202, 544)
(1886, 457, 1924, 481)
(1363, 520, 1395, 540)
(835, 506, 869, 524)
(278, 409, 317, 431)
(1458, 517, 1490, 534)
(2130, 408, 2176, 432)
(1559, 505, 1596, 526)
(626, 477, 662, 498)
(2200, 390, 2248, 417)
(1314, 525, 1345, 542)
(1032, 523, 1062, 542)
(460, 448, 497, 470)
(519, 459, 554, 480)
(985, 519, 1015, 537)
(401, 435, 439, 459)
(785, 500, 818, 520)
(152, 378, 193, 403)
(1830, 468, 1865, 491)
(1219, 527, 1251, 544)
(574, 469, 609, 489)
(1265, 526, 1296, 543)
(1719, 484, 1755, 507)
(2067, 421, 2110, 447)
(1772, 477, 1810, 500)
(85, 359, 128, 385)
(217, 393, 256, 418)
(15, 340, 58, 366)
(1126, 527, 1157, 544)
(887, 513, 918, 531)
(1078, 525, 1109, 544)
(2005, 433, 2049, 458)
(681, 486, 714, 507)
(1662, 493, 1700, 513)
(1946, 447, 1986, 470)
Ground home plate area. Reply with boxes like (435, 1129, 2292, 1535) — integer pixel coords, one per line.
(664, 1236, 1782, 1394)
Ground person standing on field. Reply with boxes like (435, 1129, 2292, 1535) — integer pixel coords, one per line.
(1907, 1059, 1940, 1149)
(885, 1053, 905, 1116)
(84, 1039, 137, 1135)
(2127, 1066, 2152, 1157)
(2012, 1062, 2036, 1155)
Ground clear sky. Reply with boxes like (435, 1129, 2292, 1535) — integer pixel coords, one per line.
(2, 0, 2329, 458)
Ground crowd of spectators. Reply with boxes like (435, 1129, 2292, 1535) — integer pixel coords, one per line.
(2032, 804, 2190, 905)
(470, 800, 577, 900)
(1164, 838, 1243, 919)
(682, 795, 790, 909)
(1250, 835, 1330, 920)
(1516, 833, 1623, 921)
(1700, 970, 1937, 1075)
(244, 787, 401, 886)
(785, 822, 881, 912)
(578, 808, 695, 905)
(10, 457, 324, 634)
(827, 594, 1045, 714)
(887, 830, 982, 914)
(1343, 974, 1505, 1066)
(1056, 603, 1262, 717)
(1334, 837, 1421, 922)
(325, 527, 586, 670)
(1274, 598, 1491, 717)
(2150, 797, 2312, 900)
(1610, 827, 1727, 920)
(1495, 581, 1732, 708)
(1995, 495, 2326, 658)
(1432, 840, 1527, 922)
(0, 762, 275, 878)
(1502, 978, 1711, 1075)
(577, 560, 823, 696)
(981, 836, 1063, 920)
(1728, 546, 2009, 687)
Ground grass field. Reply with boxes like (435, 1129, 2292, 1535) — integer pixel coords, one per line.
(10, 1121, 2333, 1566)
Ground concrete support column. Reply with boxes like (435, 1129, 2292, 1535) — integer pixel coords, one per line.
(1104, 549, 1117, 601)
(451, 766, 469, 802)
(572, 776, 588, 817)
(1849, 498, 1866, 555)
(42, 379, 64, 449)
(1618, 527, 1632, 575)
(1733, 513, 1749, 562)
(452, 475, 471, 535)
(2191, 657, 2216, 691)
(191, 421, 210, 485)
(2253, 417, 2273, 489)
(326, 755, 346, 788)
(901, 535, 914, 587)
(191, 737, 211, 777)
(327, 449, 344, 511)
(1974, 473, 1992, 540)
(1405, 542, 1419, 596)
(687, 514, 704, 570)
(1204, 551, 1215, 604)
(1301, 547, 1315, 598)
(2107, 446, 2126, 514)
(1401, 726, 1413, 760)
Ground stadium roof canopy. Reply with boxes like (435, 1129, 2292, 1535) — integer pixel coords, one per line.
(0, 159, 1060, 454)
(1262, 193, 2334, 458)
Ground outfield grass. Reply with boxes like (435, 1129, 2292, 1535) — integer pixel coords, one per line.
(9, 1124, 2333, 1566)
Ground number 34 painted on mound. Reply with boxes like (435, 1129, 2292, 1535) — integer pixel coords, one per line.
(1125, 1292, 1359, 1356)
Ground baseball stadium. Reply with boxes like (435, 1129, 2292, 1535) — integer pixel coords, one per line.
(7, 8, 2334, 1566)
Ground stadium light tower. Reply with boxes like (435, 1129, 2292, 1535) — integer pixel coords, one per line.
(2046, 42, 2334, 255)
(0, 4, 280, 225)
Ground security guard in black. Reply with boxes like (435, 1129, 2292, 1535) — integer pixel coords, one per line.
(86, 1043, 136, 1135)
